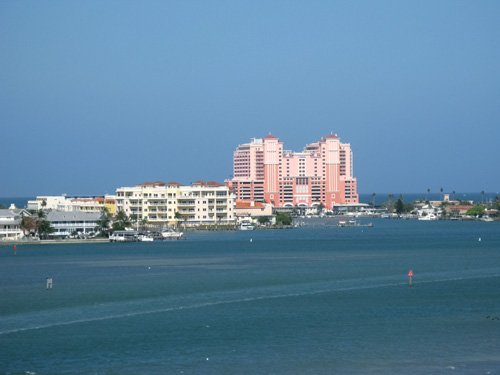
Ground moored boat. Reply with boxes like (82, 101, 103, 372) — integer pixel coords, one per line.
(161, 229, 184, 240)
(239, 222, 255, 230)
(338, 220, 373, 227)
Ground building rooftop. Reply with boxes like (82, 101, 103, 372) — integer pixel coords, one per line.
(324, 134, 339, 139)
(192, 180, 224, 187)
(235, 201, 265, 209)
(0, 209, 30, 219)
(139, 181, 167, 187)
(46, 211, 102, 222)
(264, 133, 278, 140)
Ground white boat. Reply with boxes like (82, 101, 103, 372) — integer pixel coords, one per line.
(338, 220, 373, 227)
(109, 230, 139, 242)
(138, 234, 154, 242)
(418, 213, 438, 221)
(161, 230, 184, 240)
(239, 222, 255, 230)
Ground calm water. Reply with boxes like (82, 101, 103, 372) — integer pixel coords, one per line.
(1, 219, 500, 374)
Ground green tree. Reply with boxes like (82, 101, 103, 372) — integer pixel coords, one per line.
(385, 194, 395, 212)
(112, 210, 131, 231)
(0, 203, 5, 209)
(404, 202, 415, 213)
(257, 216, 270, 225)
(97, 207, 111, 235)
(275, 212, 292, 226)
(395, 197, 405, 215)
(466, 205, 485, 217)
(37, 219, 54, 239)
(174, 211, 184, 228)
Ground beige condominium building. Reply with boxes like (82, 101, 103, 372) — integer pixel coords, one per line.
(115, 181, 235, 226)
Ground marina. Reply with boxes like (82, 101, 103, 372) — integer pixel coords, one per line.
(109, 230, 184, 242)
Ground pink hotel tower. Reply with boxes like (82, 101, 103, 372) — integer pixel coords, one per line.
(227, 134, 359, 209)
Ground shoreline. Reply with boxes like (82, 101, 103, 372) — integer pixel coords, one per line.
(1, 238, 110, 246)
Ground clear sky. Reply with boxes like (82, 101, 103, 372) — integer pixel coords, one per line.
(1, 1, 499, 197)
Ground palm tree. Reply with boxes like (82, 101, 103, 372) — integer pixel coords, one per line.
(37, 219, 54, 239)
(386, 194, 394, 212)
(481, 190, 485, 204)
(97, 207, 111, 235)
(174, 211, 183, 229)
(112, 210, 131, 231)
(426, 188, 430, 202)
(371, 193, 376, 207)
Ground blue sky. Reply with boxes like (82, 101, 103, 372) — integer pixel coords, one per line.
(1, 1, 499, 197)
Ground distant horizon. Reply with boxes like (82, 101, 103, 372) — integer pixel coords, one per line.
(1, 191, 497, 208)
(2, 190, 499, 199)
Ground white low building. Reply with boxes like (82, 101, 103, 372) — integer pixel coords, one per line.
(46, 211, 102, 238)
(27, 195, 116, 214)
(0, 207, 31, 241)
(234, 201, 273, 223)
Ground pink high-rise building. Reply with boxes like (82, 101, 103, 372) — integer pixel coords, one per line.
(227, 134, 359, 209)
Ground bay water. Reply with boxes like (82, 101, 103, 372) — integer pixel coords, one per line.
(1, 219, 499, 374)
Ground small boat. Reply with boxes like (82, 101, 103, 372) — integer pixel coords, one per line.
(338, 220, 373, 227)
(418, 213, 438, 221)
(239, 222, 255, 230)
(161, 229, 184, 240)
(109, 230, 139, 242)
(138, 233, 154, 242)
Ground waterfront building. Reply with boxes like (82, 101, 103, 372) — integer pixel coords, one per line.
(115, 182, 180, 225)
(27, 195, 116, 214)
(67, 196, 117, 215)
(177, 181, 235, 226)
(115, 181, 235, 226)
(46, 211, 101, 237)
(228, 134, 359, 209)
(234, 201, 273, 224)
(0, 207, 31, 241)
(27, 196, 68, 211)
